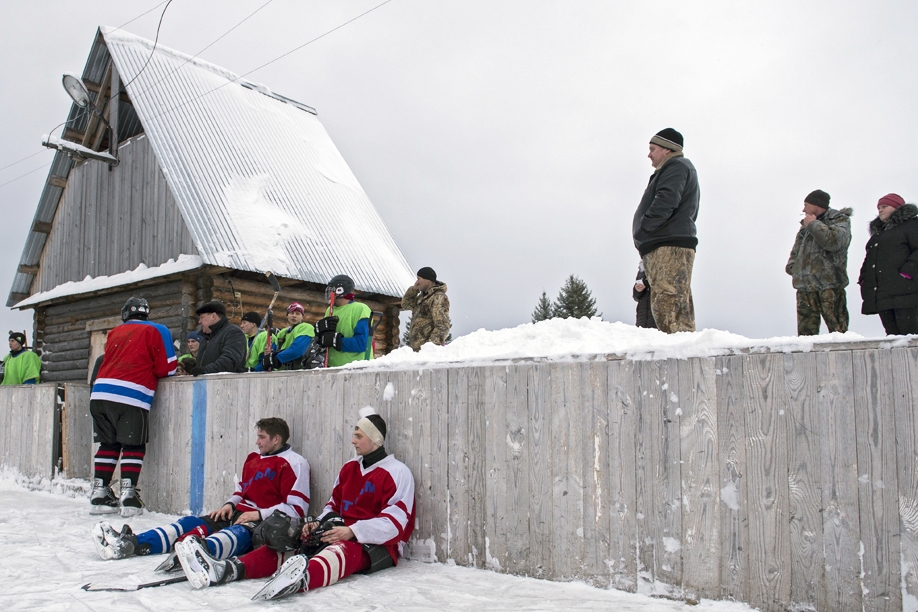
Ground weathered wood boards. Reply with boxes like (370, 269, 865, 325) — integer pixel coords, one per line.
(2, 347, 917, 612)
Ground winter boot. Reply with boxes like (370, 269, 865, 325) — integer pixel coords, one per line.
(91, 523, 143, 560)
(175, 536, 245, 589)
(251, 554, 309, 601)
(119, 478, 144, 517)
(89, 478, 120, 515)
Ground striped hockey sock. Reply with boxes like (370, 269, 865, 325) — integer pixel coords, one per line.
(93, 444, 121, 484)
(120, 445, 145, 486)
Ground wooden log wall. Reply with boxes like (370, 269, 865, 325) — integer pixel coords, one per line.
(7, 345, 917, 611)
(34, 134, 197, 294)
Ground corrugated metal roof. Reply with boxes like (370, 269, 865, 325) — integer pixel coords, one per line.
(102, 27, 414, 298)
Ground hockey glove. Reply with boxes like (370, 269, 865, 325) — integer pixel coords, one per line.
(190, 366, 205, 377)
(315, 316, 339, 334)
(261, 353, 283, 370)
(317, 331, 343, 351)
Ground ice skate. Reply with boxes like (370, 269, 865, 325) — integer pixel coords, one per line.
(175, 536, 244, 589)
(91, 522, 138, 560)
(89, 478, 120, 515)
(155, 550, 181, 573)
(251, 554, 308, 601)
(118, 478, 144, 517)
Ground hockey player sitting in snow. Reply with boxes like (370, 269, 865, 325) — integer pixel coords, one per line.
(255, 303, 318, 371)
(173, 407, 415, 601)
(315, 275, 374, 367)
(92, 417, 310, 567)
(1, 331, 42, 385)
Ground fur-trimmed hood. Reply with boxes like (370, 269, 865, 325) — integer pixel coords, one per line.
(869, 203, 918, 235)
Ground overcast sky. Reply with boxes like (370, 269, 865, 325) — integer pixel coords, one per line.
(3, 0, 917, 343)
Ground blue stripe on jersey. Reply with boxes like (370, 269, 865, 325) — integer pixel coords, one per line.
(91, 382, 154, 402)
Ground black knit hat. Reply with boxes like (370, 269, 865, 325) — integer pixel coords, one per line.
(650, 128, 684, 152)
(195, 301, 227, 317)
(805, 189, 830, 209)
(8, 331, 26, 347)
(417, 267, 437, 282)
(241, 311, 262, 325)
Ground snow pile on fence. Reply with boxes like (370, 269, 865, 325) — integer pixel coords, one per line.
(361, 317, 894, 367)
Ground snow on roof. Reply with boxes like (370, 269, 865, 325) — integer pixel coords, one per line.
(13, 254, 203, 308)
(342, 317, 898, 368)
(101, 27, 415, 297)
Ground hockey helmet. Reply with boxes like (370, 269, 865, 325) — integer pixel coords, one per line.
(121, 297, 150, 322)
(325, 274, 355, 302)
(252, 510, 304, 552)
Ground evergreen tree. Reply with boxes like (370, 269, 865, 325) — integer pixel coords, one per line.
(551, 274, 600, 319)
(531, 291, 554, 323)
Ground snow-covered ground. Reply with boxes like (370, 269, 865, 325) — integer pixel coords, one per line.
(355, 316, 897, 369)
(0, 472, 758, 611)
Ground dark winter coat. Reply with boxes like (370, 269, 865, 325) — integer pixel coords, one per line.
(632, 154, 700, 257)
(402, 283, 451, 350)
(786, 207, 852, 292)
(196, 316, 247, 374)
(859, 204, 918, 314)
(632, 270, 657, 329)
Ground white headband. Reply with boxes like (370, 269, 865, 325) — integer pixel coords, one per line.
(356, 406, 384, 446)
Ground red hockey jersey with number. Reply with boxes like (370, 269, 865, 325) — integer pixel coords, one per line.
(228, 446, 310, 519)
(320, 454, 415, 563)
(90, 320, 176, 410)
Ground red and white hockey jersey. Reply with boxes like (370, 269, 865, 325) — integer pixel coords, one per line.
(228, 446, 310, 520)
(90, 320, 176, 410)
(320, 454, 416, 563)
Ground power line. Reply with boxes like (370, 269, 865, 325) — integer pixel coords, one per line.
(121, 0, 174, 90)
(113, 0, 170, 32)
(0, 163, 53, 189)
(144, 0, 395, 125)
(0, 151, 48, 174)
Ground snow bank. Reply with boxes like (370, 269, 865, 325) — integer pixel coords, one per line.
(351, 317, 897, 369)
(14, 254, 203, 308)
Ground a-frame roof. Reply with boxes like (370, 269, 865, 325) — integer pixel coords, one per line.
(9, 27, 414, 306)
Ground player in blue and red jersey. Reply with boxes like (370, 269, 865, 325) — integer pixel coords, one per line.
(88, 297, 176, 516)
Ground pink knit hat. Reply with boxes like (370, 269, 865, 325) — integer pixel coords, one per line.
(878, 193, 905, 209)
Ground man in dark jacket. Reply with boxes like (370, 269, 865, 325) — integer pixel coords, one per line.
(632, 128, 700, 333)
(785, 189, 852, 335)
(191, 302, 247, 375)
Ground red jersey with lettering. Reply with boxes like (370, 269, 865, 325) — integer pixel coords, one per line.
(228, 446, 310, 519)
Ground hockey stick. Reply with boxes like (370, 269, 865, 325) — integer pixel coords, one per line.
(81, 575, 187, 592)
(262, 271, 282, 372)
(323, 289, 337, 368)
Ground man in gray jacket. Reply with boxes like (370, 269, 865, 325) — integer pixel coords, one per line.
(632, 128, 700, 333)
(190, 302, 247, 375)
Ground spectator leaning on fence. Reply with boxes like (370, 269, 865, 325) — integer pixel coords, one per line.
(191, 302, 247, 376)
(1, 331, 42, 385)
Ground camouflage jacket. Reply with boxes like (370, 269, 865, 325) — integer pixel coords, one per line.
(786, 207, 853, 291)
(402, 283, 451, 351)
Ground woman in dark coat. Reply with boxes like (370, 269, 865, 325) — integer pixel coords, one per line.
(859, 193, 918, 335)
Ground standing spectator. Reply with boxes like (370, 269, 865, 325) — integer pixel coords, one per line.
(190, 302, 247, 375)
(401, 267, 451, 350)
(632, 128, 700, 333)
(859, 194, 918, 335)
(257, 303, 316, 371)
(239, 311, 268, 371)
(632, 263, 657, 329)
(314, 275, 373, 367)
(786, 189, 852, 335)
(89, 297, 176, 516)
(1, 331, 42, 385)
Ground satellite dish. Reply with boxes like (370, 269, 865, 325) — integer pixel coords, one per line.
(62, 73, 91, 108)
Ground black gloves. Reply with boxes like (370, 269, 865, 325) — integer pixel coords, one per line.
(315, 316, 339, 334)
(317, 331, 343, 351)
(261, 353, 282, 370)
(190, 366, 205, 377)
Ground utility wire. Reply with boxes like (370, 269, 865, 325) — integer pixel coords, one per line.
(0, 151, 48, 174)
(121, 0, 174, 89)
(113, 0, 170, 32)
(144, 0, 395, 124)
(0, 163, 53, 189)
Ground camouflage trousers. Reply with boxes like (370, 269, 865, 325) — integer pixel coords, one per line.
(796, 288, 848, 335)
(642, 246, 695, 333)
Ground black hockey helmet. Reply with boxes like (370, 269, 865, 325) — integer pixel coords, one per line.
(252, 510, 304, 552)
(325, 274, 355, 302)
(121, 297, 150, 322)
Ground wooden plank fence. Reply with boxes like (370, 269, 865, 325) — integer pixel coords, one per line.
(3, 345, 918, 611)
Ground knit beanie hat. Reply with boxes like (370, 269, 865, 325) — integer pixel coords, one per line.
(649, 128, 683, 152)
(877, 193, 905, 209)
(186, 331, 203, 342)
(8, 331, 26, 347)
(417, 267, 438, 282)
(356, 406, 387, 446)
(286, 302, 305, 314)
(195, 301, 227, 317)
(805, 189, 831, 209)
(241, 311, 262, 325)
